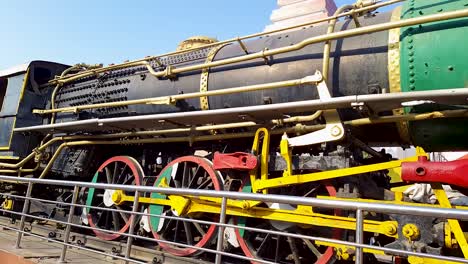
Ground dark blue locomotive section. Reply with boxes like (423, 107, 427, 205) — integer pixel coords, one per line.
(0, 61, 68, 159)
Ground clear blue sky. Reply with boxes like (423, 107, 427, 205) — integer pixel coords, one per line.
(1, 0, 393, 69)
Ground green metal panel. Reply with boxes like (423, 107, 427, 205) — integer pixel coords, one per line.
(400, 0, 468, 151)
(400, 0, 468, 92)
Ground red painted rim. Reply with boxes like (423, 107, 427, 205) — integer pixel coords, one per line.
(87, 156, 142, 241)
(235, 179, 340, 264)
(150, 156, 221, 256)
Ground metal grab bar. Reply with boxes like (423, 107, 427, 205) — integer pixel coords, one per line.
(49, 8, 468, 87)
(47, 0, 404, 86)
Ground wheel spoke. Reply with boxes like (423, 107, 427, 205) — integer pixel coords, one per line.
(181, 162, 189, 188)
(256, 233, 271, 254)
(87, 156, 143, 241)
(275, 235, 281, 263)
(303, 239, 322, 258)
(105, 167, 112, 184)
(287, 237, 300, 264)
(116, 205, 129, 223)
(97, 210, 107, 226)
(150, 156, 221, 256)
(121, 175, 134, 186)
(104, 208, 111, 230)
(196, 178, 211, 190)
(112, 210, 121, 231)
(115, 164, 128, 184)
(183, 220, 193, 245)
(161, 218, 174, 236)
(112, 162, 118, 183)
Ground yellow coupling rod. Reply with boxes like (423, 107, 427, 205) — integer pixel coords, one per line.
(113, 190, 398, 238)
(253, 154, 424, 191)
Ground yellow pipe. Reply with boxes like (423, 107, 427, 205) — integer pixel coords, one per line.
(3, 109, 467, 176)
(47, 0, 404, 86)
(0, 137, 63, 169)
(35, 75, 321, 115)
(323, 4, 356, 81)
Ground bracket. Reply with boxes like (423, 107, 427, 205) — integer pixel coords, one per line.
(286, 70, 345, 147)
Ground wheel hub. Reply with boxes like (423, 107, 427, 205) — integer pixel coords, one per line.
(103, 189, 116, 207)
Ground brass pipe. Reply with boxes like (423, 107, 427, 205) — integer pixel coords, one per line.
(38, 143, 67, 179)
(37, 124, 321, 179)
(36, 109, 468, 179)
(0, 162, 41, 175)
(143, 9, 468, 80)
(0, 137, 63, 169)
(35, 75, 320, 115)
(0, 112, 323, 172)
(344, 109, 468, 126)
(322, 4, 356, 81)
(50, 65, 85, 125)
(48, 0, 404, 86)
(5, 109, 468, 177)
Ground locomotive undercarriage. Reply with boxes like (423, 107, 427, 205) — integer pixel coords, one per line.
(2, 126, 468, 264)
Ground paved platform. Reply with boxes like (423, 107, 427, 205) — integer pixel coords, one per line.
(0, 228, 122, 264)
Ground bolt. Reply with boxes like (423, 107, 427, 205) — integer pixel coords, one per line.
(331, 125, 342, 137)
(384, 223, 397, 235)
(402, 224, 420, 240)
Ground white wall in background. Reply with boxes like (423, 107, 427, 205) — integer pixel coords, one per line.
(265, 0, 337, 32)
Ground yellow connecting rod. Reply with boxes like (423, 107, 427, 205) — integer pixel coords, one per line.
(111, 189, 398, 238)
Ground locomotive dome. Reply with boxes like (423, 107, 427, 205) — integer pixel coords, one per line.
(176, 36, 219, 51)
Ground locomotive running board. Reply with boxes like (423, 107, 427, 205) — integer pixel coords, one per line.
(15, 88, 468, 134)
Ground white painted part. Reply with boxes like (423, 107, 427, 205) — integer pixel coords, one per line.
(225, 219, 240, 248)
(171, 163, 179, 179)
(278, 0, 336, 8)
(267, 203, 296, 230)
(265, 0, 337, 32)
(156, 157, 162, 165)
(271, 0, 336, 22)
(194, 150, 210, 157)
(0, 62, 30, 78)
(157, 211, 167, 232)
(441, 152, 468, 161)
(373, 147, 416, 159)
(287, 123, 344, 147)
(265, 12, 330, 32)
(140, 208, 151, 232)
(103, 189, 115, 207)
(80, 208, 89, 225)
(401, 100, 436, 106)
(404, 184, 467, 204)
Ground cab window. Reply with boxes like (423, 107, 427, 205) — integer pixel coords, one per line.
(0, 78, 6, 111)
(0, 74, 25, 115)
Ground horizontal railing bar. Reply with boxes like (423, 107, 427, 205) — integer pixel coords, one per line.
(2, 175, 468, 220)
(0, 207, 271, 264)
(0, 223, 146, 264)
(2, 205, 467, 263)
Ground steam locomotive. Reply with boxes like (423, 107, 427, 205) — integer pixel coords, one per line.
(1, 0, 468, 263)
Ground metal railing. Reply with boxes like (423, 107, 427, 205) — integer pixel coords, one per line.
(0, 174, 468, 264)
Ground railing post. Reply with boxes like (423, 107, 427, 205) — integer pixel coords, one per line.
(355, 208, 364, 264)
(124, 190, 140, 264)
(59, 185, 79, 263)
(15, 182, 33, 249)
(215, 197, 228, 264)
